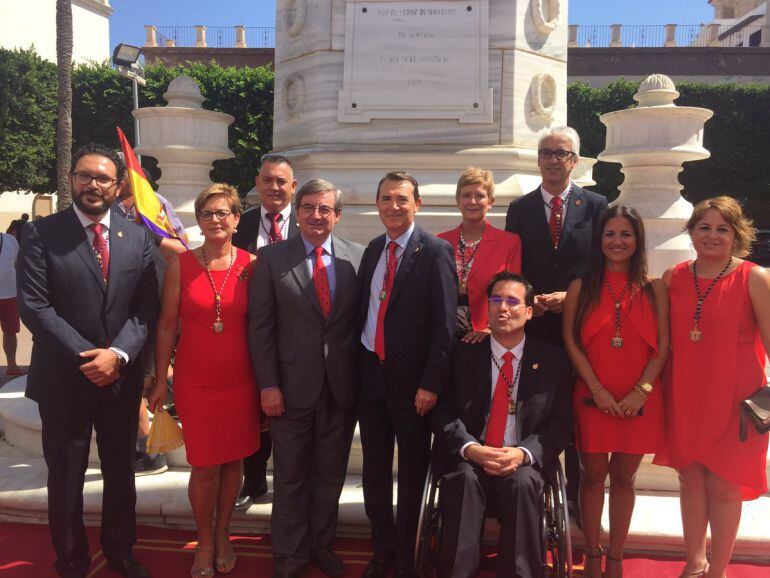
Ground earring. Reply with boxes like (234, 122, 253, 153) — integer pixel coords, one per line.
(233, 228, 238, 233)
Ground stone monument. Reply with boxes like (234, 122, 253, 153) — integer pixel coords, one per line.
(272, 0, 587, 238)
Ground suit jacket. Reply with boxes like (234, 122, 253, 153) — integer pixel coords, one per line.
(437, 222, 522, 331)
(431, 337, 573, 472)
(233, 206, 299, 253)
(358, 224, 457, 407)
(17, 207, 159, 406)
(249, 234, 364, 410)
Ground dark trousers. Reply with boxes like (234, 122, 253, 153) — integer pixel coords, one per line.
(358, 354, 432, 565)
(269, 384, 356, 578)
(438, 460, 544, 578)
(241, 430, 272, 494)
(39, 386, 141, 578)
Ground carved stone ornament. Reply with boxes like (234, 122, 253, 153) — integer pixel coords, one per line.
(530, 0, 561, 34)
(283, 0, 306, 37)
(634, 73, 680, 108)
(282, 74, 305, 116)
(529, 73, 557, 120)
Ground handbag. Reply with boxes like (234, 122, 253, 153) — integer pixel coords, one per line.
(739, 385, 770, 442)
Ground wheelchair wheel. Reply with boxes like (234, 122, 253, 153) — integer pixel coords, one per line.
(543, 462, 573, 578)
(414, 466, 442, 577)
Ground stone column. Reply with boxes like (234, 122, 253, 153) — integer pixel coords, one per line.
(235, 25, 247, 48)
(664, 24, 677, 47)
(708, 23, 721, 46)
(610, 24, 622, 47)
(144, 25, 158, 48)
(195, 25, 207, 47)
(761, 15, 770, 47)
(568, 24, 579, 47)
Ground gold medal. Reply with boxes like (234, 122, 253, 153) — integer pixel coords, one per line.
(611, 335, 623, 348)
(689, 328, 702, 342)
(212, 318, 224, 333)
(508, 400, 516, 415)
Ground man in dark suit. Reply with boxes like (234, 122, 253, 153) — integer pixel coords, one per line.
(358, 172, 457, 578)
(504, 126, 607, 520)
(232, 153, 299, 510)
(16, 144, 159, 578)
(431, 271, 572, 578)
(249, 179, 364, 578)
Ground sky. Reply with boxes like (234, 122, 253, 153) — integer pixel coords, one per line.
(109, 0, 715, 48)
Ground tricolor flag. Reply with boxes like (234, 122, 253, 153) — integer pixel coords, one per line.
(116, 127, 189, 247)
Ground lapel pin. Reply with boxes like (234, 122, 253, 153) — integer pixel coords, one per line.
(575, 199, 583, 206)
(532, 363, 539, 370)
(117, 231, 123, 238)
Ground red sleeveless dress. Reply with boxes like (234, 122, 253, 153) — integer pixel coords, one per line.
(173, 249, 260, 467)
(654, 260, 768, 500)
(573, 271, 663, 454)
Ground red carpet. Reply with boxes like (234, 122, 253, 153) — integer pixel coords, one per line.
(0, 522, 767, 577)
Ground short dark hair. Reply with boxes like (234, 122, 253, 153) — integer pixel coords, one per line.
(260, 153, 293, 170)
(486, 271, 535, 307)
(21, 213, 29, 220)
(295, 178, 343, 211)
(71, 143, 126, 183)
(376, 171, 420, 201)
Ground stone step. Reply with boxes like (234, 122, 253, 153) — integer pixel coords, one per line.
(0, 439, 768, 561)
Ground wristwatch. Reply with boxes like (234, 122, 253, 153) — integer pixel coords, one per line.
(634, 382, 653, 399)
(518, 448, 531, 466)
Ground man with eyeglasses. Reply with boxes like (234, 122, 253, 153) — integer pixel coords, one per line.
(357, 171, 456, 578)
(504, 126, 607, 525)
(249, 179, 364, 578)
(431, 271, 572, 578)
(233, 153, 300, 511)
(16, 143, 159, 578)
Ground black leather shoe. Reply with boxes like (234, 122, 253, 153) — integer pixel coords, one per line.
(361, 554, 394, 578)
(253, 481, 269, 498)
(106, 556, 150, 578)
(393, 563, 416, 578)
(234, 487, 253, 511)
(311, 549, 344, 577)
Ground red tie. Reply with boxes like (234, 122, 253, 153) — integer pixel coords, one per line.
(549, 196, 563, 249)
(267, 213, 283, 243)
(90, 223, 109, 282)
(313, 246, 331, 319)
(374, 241, 398, 362)
(486, 351, 514, 448)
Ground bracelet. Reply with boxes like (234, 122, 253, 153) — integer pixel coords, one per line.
(589, 385, 603, 395)
(633, 383, 649, 401)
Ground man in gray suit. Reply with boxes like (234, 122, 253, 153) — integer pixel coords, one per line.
(249, 179, 364, 578)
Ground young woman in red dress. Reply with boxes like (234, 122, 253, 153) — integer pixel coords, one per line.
(563, 205, 669, 578)
(438, 167, 521, 343)
(149, 184, 260, 577)
(655, 197, 770, 578)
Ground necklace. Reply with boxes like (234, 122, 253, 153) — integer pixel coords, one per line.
(491, 353, 524, 415)
(378, 243, 399, 301)
(604, 277, 631, 348)
(457, 229, 482, 294)
(201, 246, 235, 333)
(690, 256, 733, 342)
(260, 212, 288, 244)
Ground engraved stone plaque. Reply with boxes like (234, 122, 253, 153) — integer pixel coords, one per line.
(338, 0, 493, 123)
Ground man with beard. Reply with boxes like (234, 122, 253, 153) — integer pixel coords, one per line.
(16, 144, 159, 578)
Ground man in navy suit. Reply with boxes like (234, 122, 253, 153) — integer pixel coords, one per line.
(431, 272, 572, 578)
(357, 172, 457, 578)
(17, 144, 159, 578)
(504, 126, 608, 524)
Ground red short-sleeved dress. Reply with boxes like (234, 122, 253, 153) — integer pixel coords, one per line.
(574, 271, 663, 454)
(172, 249, 260, 467)
(654, 260, 768, 500)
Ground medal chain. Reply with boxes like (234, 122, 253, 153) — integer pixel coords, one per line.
(202, 246, 235, 332)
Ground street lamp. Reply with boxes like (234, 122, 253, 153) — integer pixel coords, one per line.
(112, 43, 146, 162)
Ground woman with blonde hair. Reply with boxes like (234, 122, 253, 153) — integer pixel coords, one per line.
(655, 196, 770, 578)
(149, 184, 260, 577)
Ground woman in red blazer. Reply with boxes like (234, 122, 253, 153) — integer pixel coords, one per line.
(438, 168, 522, 342)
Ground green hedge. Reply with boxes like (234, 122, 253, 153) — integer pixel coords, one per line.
(568, 79, 770, 227)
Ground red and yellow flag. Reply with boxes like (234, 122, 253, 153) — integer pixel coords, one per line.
(116, 127, 188, 247)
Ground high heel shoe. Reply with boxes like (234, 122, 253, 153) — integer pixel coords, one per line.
(191, 545, 214, 577)
(604, 554, 623, 578)
(584, 545, 603, 578)
(679, 562, 709, 577)
(214, 537, 237, 575)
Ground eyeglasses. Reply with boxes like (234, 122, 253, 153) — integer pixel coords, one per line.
(537, 149, 576, 161)
(299, 204, 336, 217)
(198, 209, 233, 221)
(71, 172, 119, 188)
(488, 295, 524, 308)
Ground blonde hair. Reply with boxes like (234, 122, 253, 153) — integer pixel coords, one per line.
(686, 196, 756, 258)
(455, 167, 495, 202)
(194, 183, 242, 217)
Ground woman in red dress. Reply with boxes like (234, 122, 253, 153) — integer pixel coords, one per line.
(438, 167, 521, 343)
(149, 184, 260, 577)
(563, 205, 669, 578)
(655, 197, 770, 578)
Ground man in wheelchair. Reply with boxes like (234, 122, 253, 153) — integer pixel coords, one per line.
(430, 271, 573, 578)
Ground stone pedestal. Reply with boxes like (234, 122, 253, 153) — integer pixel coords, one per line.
(134, 75, 234, 244)
(273, 0, 588, 239)
(598, 74, 713, 276)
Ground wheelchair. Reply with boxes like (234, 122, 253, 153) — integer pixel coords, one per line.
(415, 457, 572, 577)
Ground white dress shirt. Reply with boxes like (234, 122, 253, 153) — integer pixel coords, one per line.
(360, 221, 415, 352)
(540, 183, 572, 223)
(256, 204, 293, 249)
(460, 335, 535, 465)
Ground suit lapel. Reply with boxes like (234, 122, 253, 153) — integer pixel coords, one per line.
(515, 338, 541, 441)
(476, 340, 494, 427)
(330, 236, 349, 318)
(529, 189, 555, 253)
(389, 225, 423, 304)
(69, 209, 107, 294)
(558, 184, 586, 252)
(105, 219, 128, 307)
(286, 236, 325, 320)
(467, 221, 493, 286)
